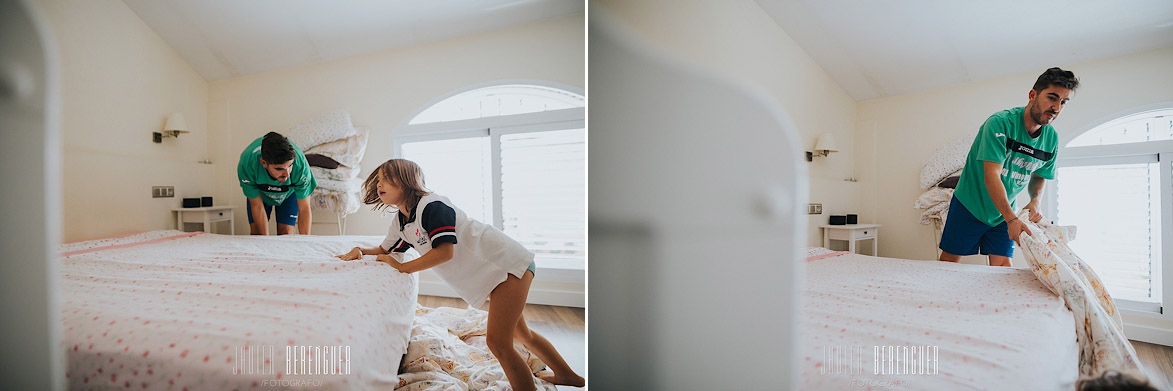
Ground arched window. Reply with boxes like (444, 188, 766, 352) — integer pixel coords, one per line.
(394, 82, 585, 271)
(1051, 107, 1173, 314)
(409, 84, 584, 124)
(1067, 108, 1173, 147)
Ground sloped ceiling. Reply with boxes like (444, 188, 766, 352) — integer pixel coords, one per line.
(755, 0, 1173, 101)
(122, 0, 584, 81)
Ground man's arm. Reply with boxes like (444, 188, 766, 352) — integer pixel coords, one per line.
(297, 197, 311, 234)
(983, 161, 1031, 244)
(1023, 175, 1046, 223)
(248, 196, 268, 235)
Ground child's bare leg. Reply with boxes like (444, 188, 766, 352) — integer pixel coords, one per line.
(516, 314, 585, 387)
(487, 271, 538, 391)
(988, 255, 1012, 267)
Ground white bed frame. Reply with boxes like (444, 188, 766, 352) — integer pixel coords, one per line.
(589, 10, 807, 390)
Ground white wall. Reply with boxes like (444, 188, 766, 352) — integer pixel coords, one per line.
(40, 0, 211, 243)
(205, 14, 584, 305)
(36, 0, 582, 303)
(205, 14, 583, 237)
(856, 47, 1173, 341)
(856, 47, 1173, 263)
(592, 0, 860, 248)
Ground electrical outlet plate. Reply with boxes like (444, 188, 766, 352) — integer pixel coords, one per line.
(808, 203, 822, 214)
(152, 186, 175, 198)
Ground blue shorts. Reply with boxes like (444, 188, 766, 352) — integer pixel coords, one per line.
(246, 196, 299, 226)
(939, 197, 1014, 257)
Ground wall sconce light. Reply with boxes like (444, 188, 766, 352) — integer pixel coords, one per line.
(153, 112, 189, 143)
(806, 133, 839, 162)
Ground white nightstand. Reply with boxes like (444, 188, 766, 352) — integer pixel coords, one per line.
(172, 206, 237, 235)
(819, 224, 881, 255)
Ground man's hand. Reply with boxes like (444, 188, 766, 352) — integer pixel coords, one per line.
(376, 254, 406, 272)
(1007, 217, 1032, 246)
(335, 247, 362, 261)
(1022, 202, 1043, 223)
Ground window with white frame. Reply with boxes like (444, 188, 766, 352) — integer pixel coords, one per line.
(395, 84, 585, 270)
(409, 85, 585, 125)
(1053, 108, 1173, 313)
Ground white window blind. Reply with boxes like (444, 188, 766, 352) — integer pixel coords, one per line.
(1056, 161, 1160, 303)
(398, 127, 586, 269)
(400, 136, 493, 224)
(500, 128, 586, 269)
(1068, 109, 1173, 147)
(399, 84, 585, 271)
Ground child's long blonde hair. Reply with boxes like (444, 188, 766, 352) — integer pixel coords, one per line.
(363, 158, 431, 213)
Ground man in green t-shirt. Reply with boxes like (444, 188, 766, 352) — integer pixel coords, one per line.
(939, 67, 1079, 267)
(237, 132, 317, 235)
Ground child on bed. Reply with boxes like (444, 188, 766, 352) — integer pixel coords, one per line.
(335, 158, 584, 391)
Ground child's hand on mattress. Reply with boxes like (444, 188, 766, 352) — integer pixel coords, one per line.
(335, 247, 362, 261)
(375, 254, 405, 272)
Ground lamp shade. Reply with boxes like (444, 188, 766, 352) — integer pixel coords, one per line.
(163, 112, 189, 133)
(815, 133, 838, 152)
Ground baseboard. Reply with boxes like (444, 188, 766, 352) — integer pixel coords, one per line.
(417, 280, 585, 308)
(1125, 323, 1173, 347)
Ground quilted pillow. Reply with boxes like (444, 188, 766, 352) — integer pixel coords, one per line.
(920, 134, 975, 190)
(305, 127, 369, 168)
(285, 110, 357, 151)
(310, 165, 361, 181)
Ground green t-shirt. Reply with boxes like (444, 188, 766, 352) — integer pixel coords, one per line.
(954, 106, 1058, 226)
(237, 136, 316, 206)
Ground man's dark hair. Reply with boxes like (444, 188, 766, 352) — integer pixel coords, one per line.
(1033, 67, 1079, 92)
(260, 132, 295, 164)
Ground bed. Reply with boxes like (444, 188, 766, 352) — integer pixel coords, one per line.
(801, 249, 1079, 390)
(59, 230, 418, 390)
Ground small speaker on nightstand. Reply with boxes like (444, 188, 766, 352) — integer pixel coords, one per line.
(829, 215, 847, 225)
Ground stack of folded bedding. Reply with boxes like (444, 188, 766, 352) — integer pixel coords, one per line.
(283, 110, 369, 216)
(914, 134, 974, 229)
(914, 168, 961, 228)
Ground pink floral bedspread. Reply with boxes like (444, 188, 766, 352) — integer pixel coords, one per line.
(802, 251, 1078, 390)
(60, 230, 418, 390)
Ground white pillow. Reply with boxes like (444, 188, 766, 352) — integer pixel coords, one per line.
(920, 135, 975, 190)
(310, 165, 360, 181)
(285, 110, 357, 151)
(305, 127, 369, 168)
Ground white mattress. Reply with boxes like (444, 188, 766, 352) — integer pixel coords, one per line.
(59, 230, 418, 390)
(801, 252, 1078, 390)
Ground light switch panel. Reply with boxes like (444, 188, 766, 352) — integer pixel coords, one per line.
(152, 186, 175, 198)
(808, 203, 822, 214)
